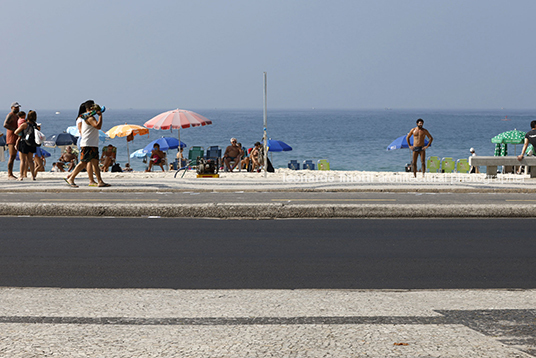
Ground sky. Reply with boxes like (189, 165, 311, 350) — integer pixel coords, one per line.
(1, 0, 535, 110)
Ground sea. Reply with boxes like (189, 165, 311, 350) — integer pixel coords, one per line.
(0, 108, 534, 173)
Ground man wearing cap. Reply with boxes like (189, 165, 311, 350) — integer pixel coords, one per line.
(223, 138, 242, 172)
(3, 102, 21, 179)
(469, 148, 479, 173)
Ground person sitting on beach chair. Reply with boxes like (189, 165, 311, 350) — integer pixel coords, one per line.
(223, 138, 242, 172)
(145, 143, 166, 172)
(100, 144, 116, 172)
(57, 146, 77, 172)
(170, 147, 187, 170)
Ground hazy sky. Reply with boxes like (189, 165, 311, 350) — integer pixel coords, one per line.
(1, 0, 535, 110)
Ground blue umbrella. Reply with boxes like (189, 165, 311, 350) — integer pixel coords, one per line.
(386, 134, 430, 151)
(142, 137, 187, 153)
(16, 147, 51, 160)
(267, 139, 292, 152)
(130, 148, 148, 159)
(43, 132, 78, 147)
(66, 125, 109, 142)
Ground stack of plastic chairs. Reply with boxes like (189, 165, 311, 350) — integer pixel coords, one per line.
(456, 158, 470, 173)
(288, 160, 300, 170)
(317, 159, 330, 170)
(427, 156, 441, 173)
(303, 160, 315, 170)
(205, 146, 222, 167)
(441, 157, 455, 173)
(188, 146, 205, 167)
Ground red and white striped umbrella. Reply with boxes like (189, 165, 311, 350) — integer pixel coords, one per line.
(144, 109, 212, 130)
(144, 109, 212, 158)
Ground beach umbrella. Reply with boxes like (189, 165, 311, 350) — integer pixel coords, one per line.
(43, 132, 77, 147)
(16, 147, 51, 160)
(387, 134, 431, 169)
(491, 129, 525, 144)
(43, 132, 78, 153)
(130, 148, 148, 159)
(143, 109, 212, 153)
(142, 136, 187, 154)
(267, 139, 292, 152)
(386, 135, 430, 151)
(65, 125, 109, 142)
(491, 129, 525, 156)
(106, 124, 149, 164)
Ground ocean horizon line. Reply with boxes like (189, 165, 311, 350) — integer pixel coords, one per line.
(4, 107, 536, 113)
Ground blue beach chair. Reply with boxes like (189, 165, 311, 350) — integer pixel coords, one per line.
(303, 160, 315, 170)
(288, 160, 300, 170)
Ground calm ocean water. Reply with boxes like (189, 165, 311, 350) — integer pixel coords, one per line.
(1, 108, 534, 172)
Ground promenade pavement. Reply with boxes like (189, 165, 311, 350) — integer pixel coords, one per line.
(1, 170, 536, 218)
(0, 288, 534, 357)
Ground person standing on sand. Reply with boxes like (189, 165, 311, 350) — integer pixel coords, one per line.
(4, 102, 22, 179)
(66, 102, 110, 188)
(407, 118, 433, 178)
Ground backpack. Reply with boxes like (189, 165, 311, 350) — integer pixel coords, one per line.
(111, 163, 122, 172)
(23, 123, 39, 147)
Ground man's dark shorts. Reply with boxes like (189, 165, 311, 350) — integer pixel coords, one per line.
(80, 147, 99, 162)
(412, 146, 424, 152)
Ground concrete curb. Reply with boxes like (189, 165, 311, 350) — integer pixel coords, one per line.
(5, 203, 536, 218)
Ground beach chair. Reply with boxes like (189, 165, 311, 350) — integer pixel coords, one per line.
(441, 157, 455, 173)
(427, 156, 440, 173)
(456, 158, 470, 173)
(223, 148, 242, 172)
(303, 160, 315, 170)
(188, 146, 205, 167)
(288, 160, 300, 170)
(317, 159, 330, 171)
(205, 146, 222, 168)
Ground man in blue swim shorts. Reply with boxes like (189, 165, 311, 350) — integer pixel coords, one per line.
(223, 137, 242, 172)
(407, 118, 433, 178)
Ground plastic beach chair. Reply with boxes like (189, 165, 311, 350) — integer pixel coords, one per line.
(188, 146, 205, 167)
(456, 158, 470, 173)
(317, 159, 330, 171)
(205, 146, 222, 167)
(441, 157, 455, 173)
(288, 160, 300, 170)
(427, 156, 440, 173)
(303, 160, 315, 170)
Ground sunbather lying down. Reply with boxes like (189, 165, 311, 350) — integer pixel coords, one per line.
(146, 143, 166, 172)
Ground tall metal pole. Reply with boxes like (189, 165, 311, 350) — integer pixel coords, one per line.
(263, 72, 268, 177)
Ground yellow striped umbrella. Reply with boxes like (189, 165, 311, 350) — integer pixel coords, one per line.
(105, 124, 149, 164)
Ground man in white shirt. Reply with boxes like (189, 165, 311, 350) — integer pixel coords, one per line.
(65, 103, 110, 188)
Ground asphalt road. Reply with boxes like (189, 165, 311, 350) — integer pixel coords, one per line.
(2, 190, 536, 205)
(1, 217, 535, 289)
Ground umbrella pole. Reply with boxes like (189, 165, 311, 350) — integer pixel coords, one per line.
(263, 72, 268, 178)
(127, 140, 130, 165)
